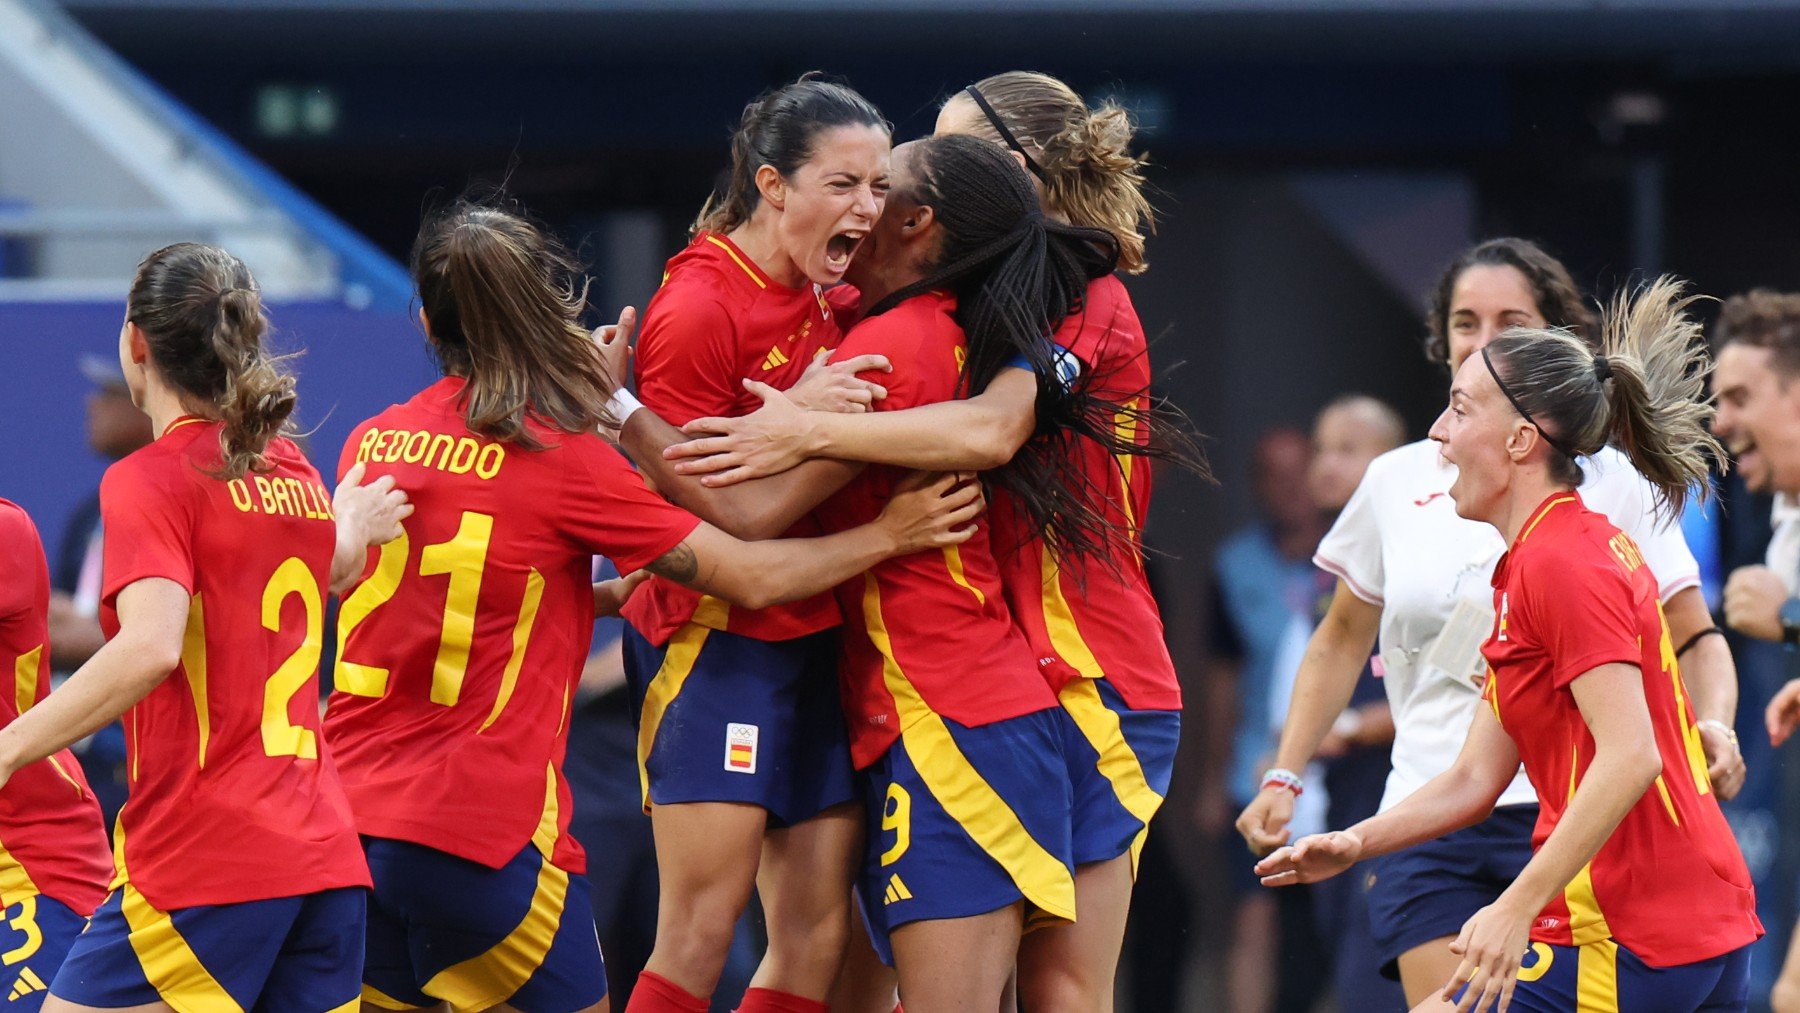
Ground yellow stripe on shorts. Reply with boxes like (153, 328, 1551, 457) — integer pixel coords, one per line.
(862, 573, 1076, 924)
(360, 983, 427, 1010)
(1057, 679, 1166, 875)
(120, 882, 242, 1013)
(635, 622, 712, 812)
(1575, 938, 1620, 1012)
(422, 764, 569, 1011)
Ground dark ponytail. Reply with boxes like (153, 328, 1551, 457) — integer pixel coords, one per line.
(694, 74, 889, 236)
(411, 197, 616, 448)
(870, 134, 1205, 561)
(127, 243, 296, 479)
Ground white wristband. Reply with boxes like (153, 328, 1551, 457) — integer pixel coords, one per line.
(606, 387, 644, 424)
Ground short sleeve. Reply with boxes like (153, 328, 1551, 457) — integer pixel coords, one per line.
(1525, 555, 1642, 690)
(0, 506, 39, 618)
(562, 437, 703, 573)
(99, 457, 197, 608)
(635, 294, 744, 425)
(1314, 457, 1386, 606)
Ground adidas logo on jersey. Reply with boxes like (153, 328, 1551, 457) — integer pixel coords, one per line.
(762, 346, 791, 371)
(8, 968, 46, 1000)
(883, 874, 913, 905)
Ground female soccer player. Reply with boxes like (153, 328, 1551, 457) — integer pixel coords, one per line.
(655, 71, 1183, 1011)
(615, 77, 891, 1013)
(615, 132, 1150, 1012)
(322, 199, 979, 1013)
(0, 500, 113, 1009)
(1256, 278, 1762, 1012)
(1232, 238, 1743, 1004)
(0, 242, 405, 1011)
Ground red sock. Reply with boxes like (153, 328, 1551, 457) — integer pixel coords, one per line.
(734, 988, 830, 1013)
(626, 971, 710, 1013)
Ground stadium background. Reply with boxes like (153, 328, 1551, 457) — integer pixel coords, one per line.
(5, 0, 1800, 1007)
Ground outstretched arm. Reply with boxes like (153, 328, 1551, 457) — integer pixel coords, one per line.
(643, 472, 984, 610)
(1254, 698, 1520, 888)
(618, 409, 863, 541)
(662, 367, 1040, 487)
(1235, 581, 1382, 854)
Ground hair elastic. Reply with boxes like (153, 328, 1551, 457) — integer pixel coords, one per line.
(964, 85, 1048, 181)
(1482, 345, 1580, 460)
(1593, 354, 1614, 382)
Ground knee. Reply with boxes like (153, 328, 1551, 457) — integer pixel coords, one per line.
(764, 907, 849, 971)
(656, 892, 746, 964)
(1020, 966, 1111, 1013)
(1773, 976, 1800, 1013)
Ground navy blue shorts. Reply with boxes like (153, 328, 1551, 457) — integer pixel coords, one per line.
(0, 893, 89, 1008)
(1055, 677, 1179, 871)
(52, 884, 365, 1011)
(855, 707, 1075, 966)
(362, 837, 606, 1013)
(1366, 803, 1538, 978)
(624, 623, 856, 827)
(1459, 939, 1749, 1011)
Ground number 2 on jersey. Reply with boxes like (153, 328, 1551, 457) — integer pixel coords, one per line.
(335, 510, 509, 707)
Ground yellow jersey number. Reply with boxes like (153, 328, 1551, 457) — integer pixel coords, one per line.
(333, 511, 540, 714)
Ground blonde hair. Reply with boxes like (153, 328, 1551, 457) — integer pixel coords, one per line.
(959, 71, 1155, 274)
(1484, 276, 1720, 516)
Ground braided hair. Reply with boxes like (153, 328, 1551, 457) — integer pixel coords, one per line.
(869, 134, 1203, 562)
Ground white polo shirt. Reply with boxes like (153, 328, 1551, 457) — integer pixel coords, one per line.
(1315, 439, 1701, 812)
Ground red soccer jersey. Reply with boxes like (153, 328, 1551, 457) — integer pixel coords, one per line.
(0, 499, 112, 916)
(325, 377, 701, 873)
(818, 291, 1059, 768)
(989, 275, 1180, 710)
(100, 421, 369, 910)
(1482, 492, 1762, 966)
(623, 231, 844, 646)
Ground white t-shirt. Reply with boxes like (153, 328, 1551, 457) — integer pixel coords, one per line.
(1767, 493, 1800, 590)
(1315, 439, 1701, 812)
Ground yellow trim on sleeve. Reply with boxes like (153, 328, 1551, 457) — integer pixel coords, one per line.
(13, 645, 40, 718)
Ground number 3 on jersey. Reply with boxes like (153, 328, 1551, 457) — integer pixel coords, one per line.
(334, 510, 540, 712)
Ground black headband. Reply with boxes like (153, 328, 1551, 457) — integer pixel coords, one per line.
(964, 85, 1048, 181)
(1481, 345, 1581, 460)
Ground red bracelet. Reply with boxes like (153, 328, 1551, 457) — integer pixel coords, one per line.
(1261, 767, 1304, 796)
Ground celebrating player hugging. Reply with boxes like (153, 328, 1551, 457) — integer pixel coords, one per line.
(1, 60, 1775, 1013)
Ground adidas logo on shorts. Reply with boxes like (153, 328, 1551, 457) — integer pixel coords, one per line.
(883, 874, 913, 905)
(8, 968, 46, 1000)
